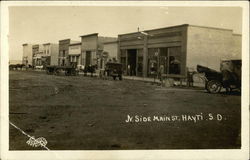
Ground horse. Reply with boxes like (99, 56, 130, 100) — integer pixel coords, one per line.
(83, 64, 98, 77)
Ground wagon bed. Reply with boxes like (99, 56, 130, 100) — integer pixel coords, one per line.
(46, 65, 79, 76)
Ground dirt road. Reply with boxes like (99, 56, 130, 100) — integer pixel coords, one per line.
(9, 71, 241, 150)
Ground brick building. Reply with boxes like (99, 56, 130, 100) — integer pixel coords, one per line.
(58, 39, 79, 66)
(118, 24, 241, 78)
(80, 33, 117, 69)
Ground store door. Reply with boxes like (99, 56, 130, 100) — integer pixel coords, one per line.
(85, 51, 91, 67)
(127, 49, 137, 76)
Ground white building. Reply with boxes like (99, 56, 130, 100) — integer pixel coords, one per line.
(22, 43, 33, 66)
(68, 42, 81, 67)
(32, 44, 44, 67)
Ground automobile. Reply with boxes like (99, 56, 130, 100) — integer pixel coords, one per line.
(105, 62, 123, 80)
(197, 59, 241, 93)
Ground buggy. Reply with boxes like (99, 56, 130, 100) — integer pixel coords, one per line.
(105, 62, 123, 80)
(46, 65, 79, 76)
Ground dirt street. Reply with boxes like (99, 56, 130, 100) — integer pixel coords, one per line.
(9, 71, 241, 150)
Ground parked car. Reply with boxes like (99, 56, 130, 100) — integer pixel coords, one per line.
(105, 62, 123, 80)
(197, 59, 241, 93)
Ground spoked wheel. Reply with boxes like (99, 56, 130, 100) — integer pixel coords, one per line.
(206, 80, 222, 93)
(119, 75, 122, 80)
(65, 70, 70, 76)
(46, 70, 51, 75)
(54, 69, 60, 76)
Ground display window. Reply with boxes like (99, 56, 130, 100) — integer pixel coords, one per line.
(168, 47, 181, 74)
(148, 48, 159, 76)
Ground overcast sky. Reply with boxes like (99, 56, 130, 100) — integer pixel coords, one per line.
(9, 6, 242, 61)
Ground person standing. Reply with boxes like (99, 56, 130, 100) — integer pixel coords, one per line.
(127, 65, 131, 76)
(159, 65, 164, 86)
(187, 70, 194, 87)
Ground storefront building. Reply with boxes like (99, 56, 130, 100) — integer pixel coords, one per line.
(43, 43, 59, 66)
(80, 33, 117, 69)
(32, 44, 44, 67)
(103, 41, 118, 67)
(68, 42, 81, 67)
(22, 43, 33, 66)
(33, 51, 44, 66)
(58, 39, 79, 66)
(118, 24, 241, 78)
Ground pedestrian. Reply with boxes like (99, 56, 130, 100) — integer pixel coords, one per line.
(159, 65, 164, 86)
(127, 65, 131, 76)
(187, 70, 194, 87)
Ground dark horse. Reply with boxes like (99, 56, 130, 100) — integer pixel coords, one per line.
(9, 64, 25, 70)
(83, 64, 98, 77)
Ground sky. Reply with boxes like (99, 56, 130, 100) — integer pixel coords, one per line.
(8, 6, 242, 61)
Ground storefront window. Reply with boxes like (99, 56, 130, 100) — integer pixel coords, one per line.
(159, 48, 168, 74)
(120, 50, 126, 74)
(148, 48, 159, 76)
(168, 47, 181, 74)
(137, 57, 143, 76)
(137, 49, 143, 77)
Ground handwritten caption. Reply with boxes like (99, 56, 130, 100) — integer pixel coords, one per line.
(125, 113, 225, 123)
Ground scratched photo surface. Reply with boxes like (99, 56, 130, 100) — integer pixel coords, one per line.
(9, 6, 242, 150)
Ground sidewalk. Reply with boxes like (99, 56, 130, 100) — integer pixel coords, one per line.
(123, 76, 160, 83)
(123, 75, 205, 88)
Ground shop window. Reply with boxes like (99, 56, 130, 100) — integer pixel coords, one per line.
(168, 47, 181, 74)
(120, 57, 126, 74)
(159, 48, 168, 74)
(120, 50, 127, 74)
(120, 49, 126, 57)
(137, 57, 143, 76)
(148, 48, 159, 76)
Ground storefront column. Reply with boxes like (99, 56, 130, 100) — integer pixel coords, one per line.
(143, 36, 148, 78)
(157, 48, 160, 78)
(117, 36, 121, 63)
(125, 50, 128, 75)
(136, 49, 138, 76)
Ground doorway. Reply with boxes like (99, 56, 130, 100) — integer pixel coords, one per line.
(85, 51, 91, 67)
(127, 49, 137, 76)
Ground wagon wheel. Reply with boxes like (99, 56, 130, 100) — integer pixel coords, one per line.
(73, 70, 79, 76)
(54, 69, 60, 76)
(65, 70, 70, 76)
(206, 80, 222, 93)
(46, 69, 50, 75)
(119, 75, 122, 80)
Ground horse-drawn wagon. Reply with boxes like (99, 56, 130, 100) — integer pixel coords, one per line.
(197, 59, 241, 93)
(46, 65, 79, 76)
